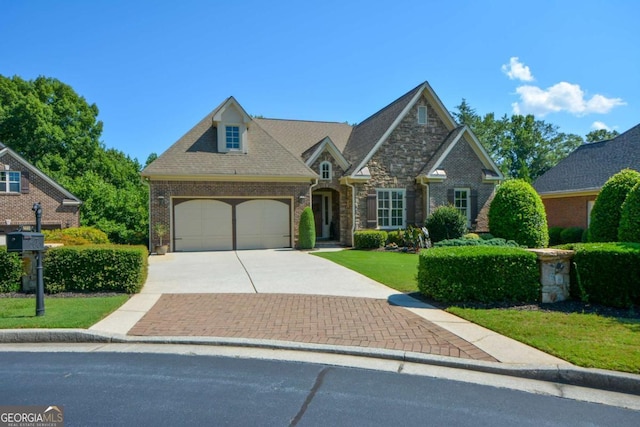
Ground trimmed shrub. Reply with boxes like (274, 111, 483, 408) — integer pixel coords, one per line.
(561, 242, 640, 308)
(548, 227, 564, 246)
(478, 233, 494, 240)
(488, 179, 549, 248)
(386, 230, 404, 246)
(44, 245, 148, 294)
(354, 230, 388, 249)
(589, 169, 640, 242)
(618, 181, 640, 243)
(560, 227, 584, 244)
(425, 205, 467, 243)
(417, 246, 539, 303)
(434, 238, 521, 247)
(0, 247, 22, 293)
(43, 227, 110, 245)
(298, 207, 316, 249)
(463, 233, 480, 240)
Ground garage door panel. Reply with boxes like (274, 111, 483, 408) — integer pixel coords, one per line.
(174, 200, 232, 251)
(236, 200, 290, 250)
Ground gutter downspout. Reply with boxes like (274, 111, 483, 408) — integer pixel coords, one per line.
(345, 178, 356, 247)
(417, 175, 429, 220)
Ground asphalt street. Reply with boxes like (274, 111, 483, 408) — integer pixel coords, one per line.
(1, 350, 638, 426)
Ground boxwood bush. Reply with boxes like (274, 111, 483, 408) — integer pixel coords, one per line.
(424, 205, 467, 243)
(43, 226, 110, 245)
(618, 181, 640, 243)
(561, 242, 640, 308)
(488, 179, 549, 248)
(298, 207, 316, 249)
(434, 238, 521, 247)
(0, 247, 22, 293)
(354, 230, 388, 249)
(44, 245, 148, 294)
(548, 226, 564, 246)
(417, 246, 539, 303)
(560, 226, 584, 244)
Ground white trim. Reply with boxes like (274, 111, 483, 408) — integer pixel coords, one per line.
(319, 161, 332, 180)
(212, 97, 252, 124)
(376, 188, 406, 229)
(453, 187, 471, 227)
(305, 137, 350, 171)
(0, 170, 20, 193)
(418, 105, 427, 125)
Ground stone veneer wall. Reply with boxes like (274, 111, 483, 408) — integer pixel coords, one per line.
(0, 154, 80, 231)
(310, 151, 346, 242)
(149, 180, 312, 250)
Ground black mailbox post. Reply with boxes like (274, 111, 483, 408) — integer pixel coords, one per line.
(6, 203, 46, 316)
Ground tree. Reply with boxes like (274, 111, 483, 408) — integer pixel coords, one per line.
(0, 75, 148, 244)
(589, 169, 640, 242)
(586, 129, 619, 143)
(618, 182, 640, 243)
(453, 100, 583, 182)
(488, 179, 549, 248)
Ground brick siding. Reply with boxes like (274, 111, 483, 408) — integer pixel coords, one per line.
(542, 195, 594, 229)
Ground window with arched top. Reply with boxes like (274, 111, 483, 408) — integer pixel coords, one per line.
(320, 161, 332, 180)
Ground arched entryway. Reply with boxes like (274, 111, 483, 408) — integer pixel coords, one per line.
(312, 188, 340, 240)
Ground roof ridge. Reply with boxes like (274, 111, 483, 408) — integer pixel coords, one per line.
(353, 81, 425, 129)
(256, 117, 350, 125)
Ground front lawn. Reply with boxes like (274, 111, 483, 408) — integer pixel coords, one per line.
(314, 249, 640, 373)
(313, 250, 419, 293)
(0, 295, 129, 329)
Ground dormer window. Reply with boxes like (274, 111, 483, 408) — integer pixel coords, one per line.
(320, 161, 331, 180)
(418, 106, 427, 125)
(225, 126, 240, 150)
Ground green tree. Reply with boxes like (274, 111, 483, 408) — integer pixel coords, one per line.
(488, 179, 549, 248)
(586, 129, 619, 143)
(453, 100, 583, 182)
(0, 75, 148, 244)
(618, 182, 640, 243)
(589, 169, 640, 242)
(298, 207, 316, 249)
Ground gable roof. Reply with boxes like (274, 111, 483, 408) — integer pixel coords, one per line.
(254, 118, 352, 158)
(534, 123, 640, 195)
(0, 144, 82, 205)
(141, 99, 317, 180)
(304, 137, 351, 171)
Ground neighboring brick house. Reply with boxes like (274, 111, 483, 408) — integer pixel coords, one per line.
(0, 142, 82, 243)
(142, 82, 503, 251)
(534, 123, 640, 229)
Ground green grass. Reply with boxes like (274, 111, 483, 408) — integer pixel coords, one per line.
(313, 250, 419, 292)
(448, 307, 640, 373)
(316, 249, 640, 373)
(0, 295, 129, 329)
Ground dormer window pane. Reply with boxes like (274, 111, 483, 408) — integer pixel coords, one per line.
(418, 106, 427, 125)
(225, 126, 240, 149)
(320, 161, 331, 180)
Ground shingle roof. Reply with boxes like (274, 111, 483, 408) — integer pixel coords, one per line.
(343, 83, 423, 174)
(141, 103, 316, 179)
(253, 118, 353, 158)
(534, 123, 640, 194)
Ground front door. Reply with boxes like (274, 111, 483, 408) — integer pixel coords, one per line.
(312, 191, 332, 239)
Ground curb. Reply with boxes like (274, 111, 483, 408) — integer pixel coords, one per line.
(2, 329, 640, 396)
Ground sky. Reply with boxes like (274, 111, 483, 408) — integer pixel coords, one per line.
(2, 0, 639, 164)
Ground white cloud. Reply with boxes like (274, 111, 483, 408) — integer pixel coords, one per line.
(511, 82, 626, 117)
(501, 57, 534, 82)
(591, 121, 610, 131)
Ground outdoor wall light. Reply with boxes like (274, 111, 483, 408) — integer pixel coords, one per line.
(157, 195, 165, 204)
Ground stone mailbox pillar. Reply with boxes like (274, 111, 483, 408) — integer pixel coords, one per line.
(527, 249, 575, 303)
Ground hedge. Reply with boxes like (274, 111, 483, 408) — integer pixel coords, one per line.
(43, 226, 110, 245)
(434, 238, 521, 248)
(354, 230, 388, 249)
(44, 245, 148, 294)
(417, 246, 539, 303)
(561, 242, 640, 308)
(548, 227, 564, 246)
(0, 247, 22, 293)
(560, 227, 584, 244)
(589, 169, 640, 242)
(618, 181, 640, 243)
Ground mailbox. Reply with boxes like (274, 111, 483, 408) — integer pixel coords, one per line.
(6, 232, 45, 252)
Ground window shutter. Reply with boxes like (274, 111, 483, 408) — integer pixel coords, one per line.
(447, 189, 454, 205)
(405, 190, 415, 225)
(21, 171, 30, 194)
(366, 191, 377, 228)
(470, 190, 478, 223)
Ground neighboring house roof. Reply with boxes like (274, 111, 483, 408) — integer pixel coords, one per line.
(0, 143, 82, 205)
(534, 123, 640, 195)
(254, 118, 352, 158)
(141, 98, 317, 180)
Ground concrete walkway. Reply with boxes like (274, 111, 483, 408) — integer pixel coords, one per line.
(89, 249, 569, 367)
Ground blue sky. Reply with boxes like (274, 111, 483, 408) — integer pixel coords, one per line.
(2, 0, 638, 164)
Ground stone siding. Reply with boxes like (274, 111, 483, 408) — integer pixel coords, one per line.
(0, 154, 80, 232)
(149, 180, 312, 249)
(310, 151, 345, 241)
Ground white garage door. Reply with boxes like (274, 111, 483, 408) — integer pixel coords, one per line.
(236, 200, 290, 250)
(174, 200, 233, 251)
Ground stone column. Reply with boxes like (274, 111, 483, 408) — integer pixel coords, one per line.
(527, 249, 575, 303)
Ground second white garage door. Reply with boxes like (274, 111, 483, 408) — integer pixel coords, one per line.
(236, 199, 290, 250)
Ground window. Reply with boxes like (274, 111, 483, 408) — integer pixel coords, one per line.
(225, 126, 240, 150)
(377, 189, 405, 228)
(454, 188, 470, 225)
(0, 171, 20, 193)
(418, 106, 427, 125)
(320, 161, 331, 180)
